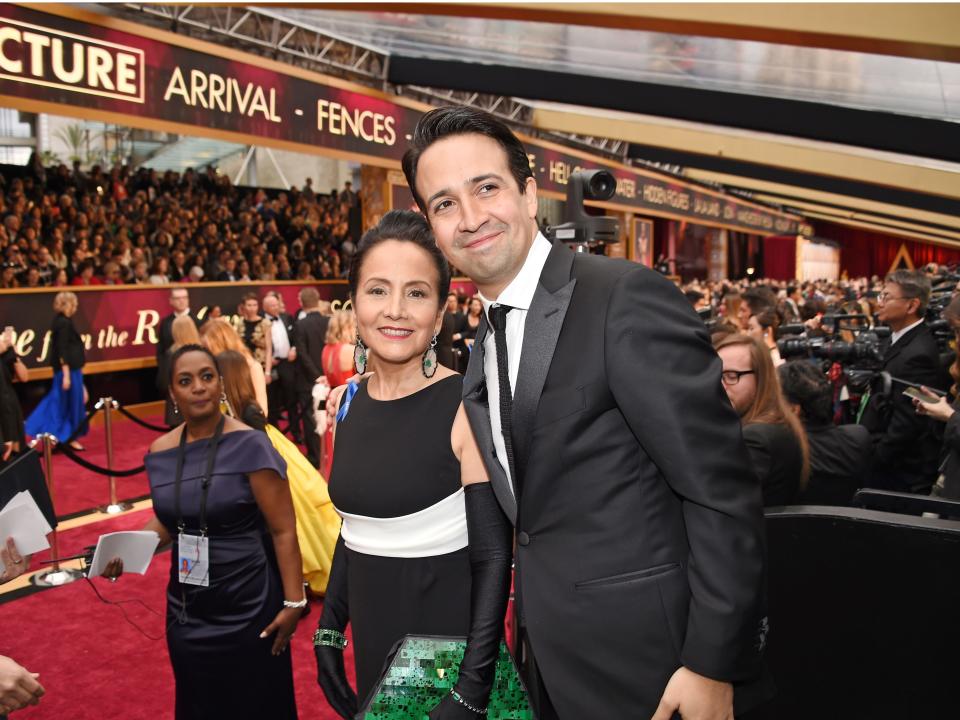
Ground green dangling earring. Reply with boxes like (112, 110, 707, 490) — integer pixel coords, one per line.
(421, 334, 438, 378)
(354, 333, 367, 374)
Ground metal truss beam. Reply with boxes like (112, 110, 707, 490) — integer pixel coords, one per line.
(111, 5, 631, 164)
(120, 4, 387, 79)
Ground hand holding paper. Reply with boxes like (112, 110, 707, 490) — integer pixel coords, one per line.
(0, 491, 51, 576)
(88, 531, 160, 578)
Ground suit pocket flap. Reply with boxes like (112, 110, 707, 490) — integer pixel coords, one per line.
(575, 562, 681, 591)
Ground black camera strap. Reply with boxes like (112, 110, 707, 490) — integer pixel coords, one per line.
(174, 415, 226, 535)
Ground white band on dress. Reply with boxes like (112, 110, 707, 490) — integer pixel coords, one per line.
(336, 488, 468, 558)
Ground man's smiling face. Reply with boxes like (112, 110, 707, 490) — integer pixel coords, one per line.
(414, 133, 538, 298)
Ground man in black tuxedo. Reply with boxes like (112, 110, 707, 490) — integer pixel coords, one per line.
(404, 107, 767, 719)
(860, 270, 944, 493)
(155, 288, 201, 391)
(293, 287, 329, 467)
(262, 292, 300, 441)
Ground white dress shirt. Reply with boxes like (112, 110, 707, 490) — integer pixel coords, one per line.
(268, 315, 291, 358)
(890, 318, 924, 346)
(479, 232, 553, 492)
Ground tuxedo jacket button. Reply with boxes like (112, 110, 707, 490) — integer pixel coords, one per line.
(517, 531, 530, 546)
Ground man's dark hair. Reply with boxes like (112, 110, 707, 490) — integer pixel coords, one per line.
(684, 289, 704, 306)
(778, 361, 833, 425)
(401, 106, 534, 213)
(347, 210, 451, 309)
(884, 269, 931, 315)
(742, 286, 777, 317)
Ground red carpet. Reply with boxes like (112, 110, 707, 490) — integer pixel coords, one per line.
(0, 555, 354, 719)
(38, 414, 160, 519)
(6, 411, 350, 718)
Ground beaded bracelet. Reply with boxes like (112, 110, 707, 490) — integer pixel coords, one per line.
(450, 688, 487, 715)
(313, 628, 349, 650)
(283, 596, 308, 609)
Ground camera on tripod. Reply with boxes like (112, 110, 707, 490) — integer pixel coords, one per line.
(544, 170, 620, 250)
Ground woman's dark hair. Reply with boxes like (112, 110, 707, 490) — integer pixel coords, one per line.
(778, 360, 834, 426)
(168, 343, 219, 386)
(402, 106, 534, 213)
(347, 210, 450, 309)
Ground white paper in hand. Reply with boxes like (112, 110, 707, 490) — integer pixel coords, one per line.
(0, 491, 51, 572)
(88, 531, 160, 578)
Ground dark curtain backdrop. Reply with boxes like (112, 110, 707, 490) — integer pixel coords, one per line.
(816, 221, 960, 278)
(762, 235, 797, 280)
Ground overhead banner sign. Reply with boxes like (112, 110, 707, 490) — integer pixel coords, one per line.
(0, 5, 421, 161)
(0, 283, 348, 374)
(528, 144, 812, 236)
(0, 5, 807, 235)
(0, 277, 477, 375)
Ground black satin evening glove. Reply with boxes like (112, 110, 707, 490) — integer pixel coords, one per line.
(429, 482, 514, 718)
(315, 536, 358, 720)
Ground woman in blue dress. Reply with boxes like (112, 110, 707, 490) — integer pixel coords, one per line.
(25, 291, 88, 450)
(106, 344, 305, 719)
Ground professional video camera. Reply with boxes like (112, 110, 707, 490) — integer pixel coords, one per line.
(544, 170, 620, 250)
(777, 314, 891, 397)
(926, 288, 956, 352)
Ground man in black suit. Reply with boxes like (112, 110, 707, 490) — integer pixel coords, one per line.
(861, 270, 945, 493)
(404, 107, 767, 719)
(155, 288, 201, 391)
(293, 287, 329, 468)
(262, 292, 300, 441)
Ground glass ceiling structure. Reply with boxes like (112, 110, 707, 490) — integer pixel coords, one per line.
(265, 7, 960, 123)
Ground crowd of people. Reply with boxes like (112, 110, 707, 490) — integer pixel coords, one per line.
(681, 264, 960, 507)
(0, 154, 362, 289)
(3, 106, 957, 719)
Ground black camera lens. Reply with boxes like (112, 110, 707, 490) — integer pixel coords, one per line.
(584, 170, 616, 201)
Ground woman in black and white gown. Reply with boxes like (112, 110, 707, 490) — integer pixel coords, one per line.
(313, 211, 512, 720)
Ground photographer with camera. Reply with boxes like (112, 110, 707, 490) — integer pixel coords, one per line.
(778, 361, 871, 505)
(860, 270, 945, 493)
(911, 295, 960, 500)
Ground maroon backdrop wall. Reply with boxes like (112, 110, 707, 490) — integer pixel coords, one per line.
(816, 222, 960, 278)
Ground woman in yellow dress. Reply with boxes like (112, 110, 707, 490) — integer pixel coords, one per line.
(216, 348, 340, 594)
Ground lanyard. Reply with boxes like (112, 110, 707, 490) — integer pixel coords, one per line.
(174, 415, 225, 535)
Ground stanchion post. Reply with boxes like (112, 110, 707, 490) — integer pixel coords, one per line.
(98, 397, 132, 515)
(31, 434, 84, 587)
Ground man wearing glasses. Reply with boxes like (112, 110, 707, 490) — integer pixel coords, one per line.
(861, 269, 944, 493)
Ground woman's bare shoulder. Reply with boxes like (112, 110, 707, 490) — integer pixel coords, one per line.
(149, 427, 183, 453)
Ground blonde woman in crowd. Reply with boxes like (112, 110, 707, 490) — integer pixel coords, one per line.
(201, 319, 268, 415)
(320, 309, 357, 478)
(25, 291, 88, 450)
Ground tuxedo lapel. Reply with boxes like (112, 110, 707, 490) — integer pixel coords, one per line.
(512, 243, 576, 485)
(463, 315, 518, 523)
(884, 324, 922, 366)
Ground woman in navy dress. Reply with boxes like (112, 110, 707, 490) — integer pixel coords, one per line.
(107, 344, 305, 719)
